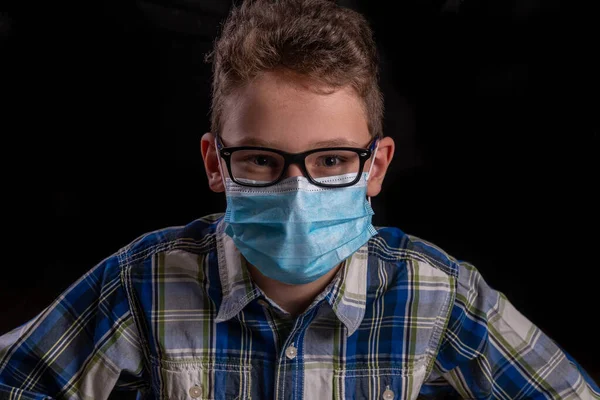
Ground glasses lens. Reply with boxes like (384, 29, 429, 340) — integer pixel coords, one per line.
(230, 149, 285, 185)
(305, 150, 361, 185)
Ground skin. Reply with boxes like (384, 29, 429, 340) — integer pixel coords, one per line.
(201, 70, 395, 316)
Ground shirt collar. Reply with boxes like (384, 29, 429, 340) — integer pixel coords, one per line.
(323, 244, 369, 336)
(214, 220, 368, 336)
(214, 219, 260, 323)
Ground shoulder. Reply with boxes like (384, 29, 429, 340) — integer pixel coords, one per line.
(116, 213, 224, 268)
(370, 226, 461, 279)
(371, 227, 504, 314)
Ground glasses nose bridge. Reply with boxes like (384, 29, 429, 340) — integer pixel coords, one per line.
(282, 152, 309, 178)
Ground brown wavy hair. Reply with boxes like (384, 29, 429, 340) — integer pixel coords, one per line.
(206, 0, 383, 138)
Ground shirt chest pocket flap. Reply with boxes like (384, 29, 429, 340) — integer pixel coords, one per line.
(154, 358, 251, 400)
(334, 361, 428, 400)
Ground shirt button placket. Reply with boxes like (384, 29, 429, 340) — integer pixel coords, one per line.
(257, 299, 269, 308)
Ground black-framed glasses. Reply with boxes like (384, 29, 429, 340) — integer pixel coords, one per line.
(216, 136, 378, 188)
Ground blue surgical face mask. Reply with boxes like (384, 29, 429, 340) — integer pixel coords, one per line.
(223, 171, 377, 284)
(220, 140, 380, 285)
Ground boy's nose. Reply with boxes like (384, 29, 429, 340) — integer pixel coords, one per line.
(284, 163, 305, 179)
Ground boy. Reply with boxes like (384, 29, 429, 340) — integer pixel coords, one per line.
(1, 0, 598, 398)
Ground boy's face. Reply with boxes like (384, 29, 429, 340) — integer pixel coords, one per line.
(201, 70, 394, 197)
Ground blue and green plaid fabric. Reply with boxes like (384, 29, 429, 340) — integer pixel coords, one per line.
(1, 213, 598, 399)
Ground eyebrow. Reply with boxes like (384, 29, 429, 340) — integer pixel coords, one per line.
(231, 137, 364, 149)
(309, 139, 364, 148)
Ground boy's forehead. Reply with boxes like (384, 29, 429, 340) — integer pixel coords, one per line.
(220, 71, 371, 152)
(228, 136, 366, 150)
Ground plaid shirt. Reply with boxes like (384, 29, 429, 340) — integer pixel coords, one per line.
(1, 213, 598, 399)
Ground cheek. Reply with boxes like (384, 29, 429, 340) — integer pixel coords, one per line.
(367, 178, 382, 198)
(365, 158, 376, 175)
(217, 158, 229, 178)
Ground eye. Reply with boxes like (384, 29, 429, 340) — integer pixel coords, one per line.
(323, 156, 338, 167)
(242, 154, 282, 169)
(316, 154, 346, 167)
(253, 156, 270, 166)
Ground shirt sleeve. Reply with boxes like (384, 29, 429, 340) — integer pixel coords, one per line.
(422, 261, 600, 399)
(0, 255, 146, 399)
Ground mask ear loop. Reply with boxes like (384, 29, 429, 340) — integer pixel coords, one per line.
(366, 141, 379, 205)
(215, 136, 227, 190)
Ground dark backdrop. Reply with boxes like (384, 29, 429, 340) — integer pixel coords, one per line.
(1, 0, 598, 385)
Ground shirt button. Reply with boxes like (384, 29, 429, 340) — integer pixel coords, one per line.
(189, 385, 202, 398)
(382, 388, 394, 400)
(285, 345, 298, 360)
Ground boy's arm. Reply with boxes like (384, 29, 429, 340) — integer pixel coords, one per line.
(422, 261, 599, 399)
(0, 255, 146, 399)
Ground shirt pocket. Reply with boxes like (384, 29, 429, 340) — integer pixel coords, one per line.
(334, 362, 428, 400)
(152, 357, 252, 400)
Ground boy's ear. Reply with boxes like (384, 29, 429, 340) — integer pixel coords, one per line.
(367, 136, 395, 198)
(201, 132, 225, 193)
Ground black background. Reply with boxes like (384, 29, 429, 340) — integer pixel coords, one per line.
(1, 0, 598, 387)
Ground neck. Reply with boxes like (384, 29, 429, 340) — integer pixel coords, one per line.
(247, 263, 343, 316)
